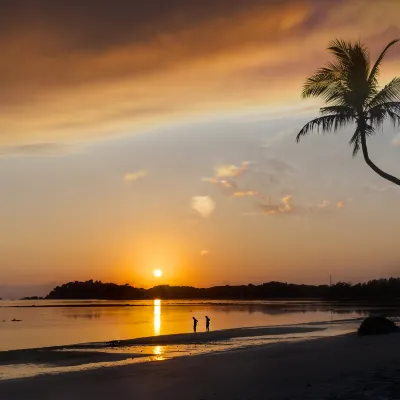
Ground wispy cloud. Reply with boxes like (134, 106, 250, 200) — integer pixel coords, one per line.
(232, 190, 258, 197)
(203, 160, 344, 218)
(202, 177, 235, 189)
(123, 170, 147, 182)
(336, 201, 344, 209)
(0, 143, 75, 156)
(215, 162, 251, 178)
(260, 195, 294, 215)
(1, 1, 400, 145)
(200, 250, 210, 257)
(203, 161, 251, 193)
(259, 195, 346, 216)
(191, 196, 215, 218)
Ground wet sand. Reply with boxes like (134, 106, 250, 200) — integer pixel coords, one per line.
(1, 331, 400, 399)
(0, 325, 325, 370)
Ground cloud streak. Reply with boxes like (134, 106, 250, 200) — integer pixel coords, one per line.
(123, 170, 147, 182)
(0, 143, 75, 156)
(1, 1, 399, 145)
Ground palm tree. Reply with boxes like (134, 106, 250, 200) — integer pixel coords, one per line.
(297, 39, 400, 186)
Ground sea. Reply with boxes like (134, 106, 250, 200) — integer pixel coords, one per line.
(1, 298, 397, 351)
(1, 299, 399, 380)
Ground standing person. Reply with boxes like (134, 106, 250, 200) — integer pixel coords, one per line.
(205, 316, 210, 332)
(193, 317, 198, 333)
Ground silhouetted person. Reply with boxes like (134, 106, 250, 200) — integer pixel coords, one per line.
(193, 317, 198, 333)
(205, 316, 210, 332)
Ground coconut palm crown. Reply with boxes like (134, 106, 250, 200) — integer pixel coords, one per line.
(297, 39, 400, 186)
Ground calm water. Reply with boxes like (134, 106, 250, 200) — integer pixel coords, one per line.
(0, 299, 382, 351)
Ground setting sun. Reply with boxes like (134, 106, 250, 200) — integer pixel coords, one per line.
(153, 269, 163, 278)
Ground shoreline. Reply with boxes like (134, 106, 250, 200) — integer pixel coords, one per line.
(0, 324, 328, 367)
(1, 331, 400, 399)
(0, 319, 363, 381)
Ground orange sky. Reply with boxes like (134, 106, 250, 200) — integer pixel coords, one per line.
(1, 0, 400, 296)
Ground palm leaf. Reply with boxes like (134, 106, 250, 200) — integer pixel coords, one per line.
(296, 114, 353, 142)
(320, 105, 355, 116)
(368, 39, 399, 85)
(369, 102, 400, 129)
(367, 77, 400, 108)
(302, 66, 341, 98)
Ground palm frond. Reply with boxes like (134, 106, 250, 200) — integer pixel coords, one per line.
(349, 125, 375, 156)
(296, 114, 353, 142)
(320, 105, 355, 116)
(368, 39, 399, 85)
(349, 128, 362, 156)
(369, 102, 400, 129)
(367, 77, 400, 108)
(328, 39, 352, 64)
(301, 66, 341, 99)
(386, 110, 400, 128)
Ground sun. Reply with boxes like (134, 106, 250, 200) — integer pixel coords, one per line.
(153, 269, 163, 278)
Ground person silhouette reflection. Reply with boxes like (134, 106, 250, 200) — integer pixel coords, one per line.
(205, 316, 211, 332)
(193, 317, 198, 333)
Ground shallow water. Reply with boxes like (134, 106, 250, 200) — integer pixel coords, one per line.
(0, 319, 361, 380)
(0, 299, 390, 351)
(1, 300, 399, 381)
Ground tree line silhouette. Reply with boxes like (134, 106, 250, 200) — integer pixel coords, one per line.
(46, 278, 400, 300)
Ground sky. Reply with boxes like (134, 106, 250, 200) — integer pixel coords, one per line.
(1, 0, 400, 297)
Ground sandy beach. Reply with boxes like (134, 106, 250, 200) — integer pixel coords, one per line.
(1, 329, 400, 400)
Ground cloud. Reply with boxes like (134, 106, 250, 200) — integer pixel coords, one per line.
(0, 143, 75, 156)
(191, 196, 216, 218)
(215, 162, 251, 178)
(7, 0, 400, 145)
(202, 177, 235, 189)
(259, 196, 345, 216)
(200, 250, 210, 257)
(260, 194, 294, 215)
(123, 170, 147, 182)
(203, 161, 251, 193)
(233, 190, 258, 197)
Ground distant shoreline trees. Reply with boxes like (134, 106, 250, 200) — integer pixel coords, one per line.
(45, 278, 400, 301)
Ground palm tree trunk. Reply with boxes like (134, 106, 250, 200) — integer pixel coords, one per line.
(361, 133, 400, 186)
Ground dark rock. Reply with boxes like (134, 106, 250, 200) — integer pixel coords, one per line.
(358, 316, 397, 336)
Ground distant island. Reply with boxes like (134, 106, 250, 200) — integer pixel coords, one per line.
(45, 278, 400, 301)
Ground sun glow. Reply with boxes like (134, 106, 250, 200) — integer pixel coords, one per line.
(153, 269, 163, 278)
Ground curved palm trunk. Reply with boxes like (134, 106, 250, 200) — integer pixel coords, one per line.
(361, 133, 400, 186)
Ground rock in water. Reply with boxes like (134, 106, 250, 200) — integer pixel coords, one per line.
(358, 316, 397, 336)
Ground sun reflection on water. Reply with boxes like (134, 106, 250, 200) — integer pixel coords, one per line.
(152, 345, 165, 360)
(153, 299, 161, 336)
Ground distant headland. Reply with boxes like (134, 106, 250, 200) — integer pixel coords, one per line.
(44, 278, 400, 301)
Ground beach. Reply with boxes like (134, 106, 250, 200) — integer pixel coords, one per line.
(1, 328, 400, 400)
